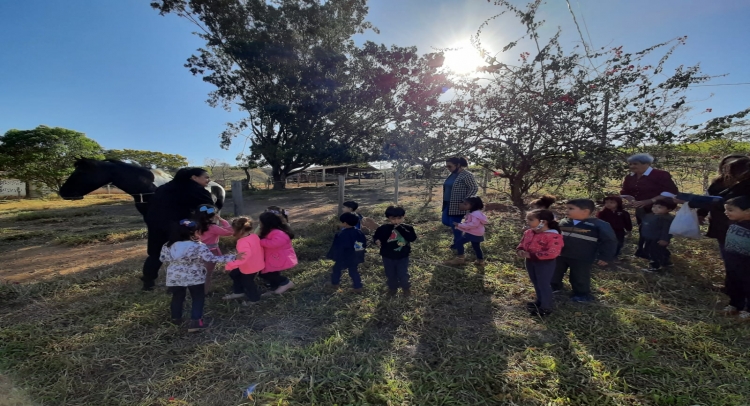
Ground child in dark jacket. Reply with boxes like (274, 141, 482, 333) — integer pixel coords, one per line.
(596, 196, 633, 258)
(723, 196, 750, 320)
(342, 201, 364, 230)
(373, 206, 418, 296)
(327, 212, 367, 292)
(640, 200, 676, 272)
(551, 199, 618, 302)
(517, 209, 564, 317)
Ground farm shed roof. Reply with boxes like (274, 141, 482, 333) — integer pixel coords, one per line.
(288, 164, 380, 176)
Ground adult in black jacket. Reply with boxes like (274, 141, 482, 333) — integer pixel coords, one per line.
(688, 156, 750, 256)
(141, 167, 215, 290)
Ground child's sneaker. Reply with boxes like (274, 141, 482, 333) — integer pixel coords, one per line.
(526, 301, 540, 310)
(642, 267, 661, 273)
(738, 311, 750, 320)
(171, 318, 184, 326)
(187, 319, 208, 333)
(222, 293, 245, 300)
(352, 288, 364, 294)
(274, 280, 295, 294)
(444, 256, 466, 266)
(241, 300, 258, 307)
(474, 259, 486, 266)
(724, 305, 739, 314)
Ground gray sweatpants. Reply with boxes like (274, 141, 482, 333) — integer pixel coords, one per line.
(526, 259, 557, 310)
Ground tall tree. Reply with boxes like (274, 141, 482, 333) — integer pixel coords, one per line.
(152, 0, 444, 189)
(467, 0, 715, 208)
(0, 126, 104, 193)
(104, 149, 188, 171)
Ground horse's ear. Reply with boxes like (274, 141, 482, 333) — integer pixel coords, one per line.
(74, 157, 97, 169)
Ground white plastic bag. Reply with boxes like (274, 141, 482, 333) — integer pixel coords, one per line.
(669, 204, 702, 239)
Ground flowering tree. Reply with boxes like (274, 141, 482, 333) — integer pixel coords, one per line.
(466, 0, 716, 208)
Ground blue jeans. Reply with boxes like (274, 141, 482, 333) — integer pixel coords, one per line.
(383, 257, 410, 290)
(331, 262, 363, 289)
(457, 240, 484, 259)
(442, 204, 464, 249)
(170, 284, 205, 320)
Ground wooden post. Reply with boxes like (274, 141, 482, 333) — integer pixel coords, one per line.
(315, 171, 318, 187)
(384, 170, 387, 185)
(297, 173, 300, 188)
(358, 170, 362, 185)
(322, 169, 326, 184)
(337, 175, 345, 215)
(231, 180, 244, 215)
(394, 169, 400, 205)
(482, 169, 488, 196)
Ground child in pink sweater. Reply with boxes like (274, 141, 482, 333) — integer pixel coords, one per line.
(224, 217, 265, 306)
(446, 197, 489, 266)
(258, 212, 297, 296)
(517, 209, 564, 317)
(195, 204, 233, 294)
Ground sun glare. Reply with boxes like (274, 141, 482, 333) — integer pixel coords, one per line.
(442, 43, 486, 74)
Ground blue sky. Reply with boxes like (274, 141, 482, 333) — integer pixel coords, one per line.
(1, 0, 748, 165)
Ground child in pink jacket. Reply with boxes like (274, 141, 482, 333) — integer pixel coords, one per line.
(257, 212, 297, 296)
(517, 209, 564, 317)
(446, 197, 489, 266)
(223, 217, 265, 305)
(195, 204, 234, 294)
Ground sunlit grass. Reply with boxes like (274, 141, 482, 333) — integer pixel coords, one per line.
(0, 192, 748, 405)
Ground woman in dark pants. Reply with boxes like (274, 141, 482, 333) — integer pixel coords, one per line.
(619, 153, 679, 259)
(442, 157, 479, 256)
(142, 168, 216, 290)
(693, 155, 750, 258)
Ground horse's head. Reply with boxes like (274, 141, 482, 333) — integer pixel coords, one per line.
(59, 158, 112, 200)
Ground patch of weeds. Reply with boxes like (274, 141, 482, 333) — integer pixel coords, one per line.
(53, 228, 145, 245)
(0, 230, 53, 242)
(15, 209, 101, 222)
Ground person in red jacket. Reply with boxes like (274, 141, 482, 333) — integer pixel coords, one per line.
(596, 196, 633, 259)
(517, 209, 564, 317)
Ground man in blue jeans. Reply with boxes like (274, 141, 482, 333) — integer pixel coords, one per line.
(373, 206, 419, 296)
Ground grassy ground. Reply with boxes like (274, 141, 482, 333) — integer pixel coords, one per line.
(0, 195, 749, 405)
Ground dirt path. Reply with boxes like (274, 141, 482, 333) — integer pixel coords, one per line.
(0, 180, 440, 284)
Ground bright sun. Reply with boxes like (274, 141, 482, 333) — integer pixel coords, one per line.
(442, 43, 486, 74)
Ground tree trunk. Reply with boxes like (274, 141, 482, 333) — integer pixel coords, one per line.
(422, 165, 434, 207)
(509, 176, 526, 219)
(271, 166, 287, 190)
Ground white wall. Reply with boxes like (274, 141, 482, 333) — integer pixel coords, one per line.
(0, 179, 25, 197)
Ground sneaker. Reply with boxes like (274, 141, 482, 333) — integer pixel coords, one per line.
(739, 311, 750, 320)
(642, 267, 661, 273)
(551, 285, 564, 294)
(274, 280, 295, 294)
(526, 301, 540, 310)
(474, 259, 486, 266)
(444, 257, 466, 266)
(187, 319, 208, 333)
(241, 300, 258, 307)
(261, 291, 275, 298)
(570, 295, 594, 303)
(723, 305, 739, 314)
(171, 318, 184, 326)
(222, 293, 245, 301)
(352, 288, 364, 294)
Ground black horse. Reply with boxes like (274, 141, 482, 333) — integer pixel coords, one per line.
(59, 158, 225, 218)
